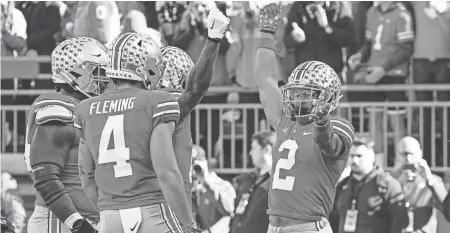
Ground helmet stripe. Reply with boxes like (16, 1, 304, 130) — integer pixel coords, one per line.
(111, 33, 134, 70)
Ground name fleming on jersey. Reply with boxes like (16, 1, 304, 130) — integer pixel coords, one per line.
(89, 97, 136, 115)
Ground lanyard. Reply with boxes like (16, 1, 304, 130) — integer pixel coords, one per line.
(349, 175, 369, 210)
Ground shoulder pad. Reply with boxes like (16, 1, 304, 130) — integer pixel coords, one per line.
(330, 117, 355, 144)
(33, 92, 77, 112)
(35, 105, 74, 125)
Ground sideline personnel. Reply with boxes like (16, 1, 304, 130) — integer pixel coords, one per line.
(331, 137, 408, 233)
(230, 130, 275, 233)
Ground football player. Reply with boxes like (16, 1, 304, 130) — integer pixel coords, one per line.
(154, 6, 230, 207)
(256, 4, 355, 233)
(25, 37, 110, 233)
(75, 32, 200, 233)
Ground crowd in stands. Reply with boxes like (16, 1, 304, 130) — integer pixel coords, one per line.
(2, 1, 450, 158)
(1, 1, 450, 233)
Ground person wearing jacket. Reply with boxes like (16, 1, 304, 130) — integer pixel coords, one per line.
(330, 137, 409, 233)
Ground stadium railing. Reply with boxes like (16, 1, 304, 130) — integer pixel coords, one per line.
(2, 57, 450, 180)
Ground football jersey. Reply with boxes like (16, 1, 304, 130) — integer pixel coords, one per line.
(75, 87, 180, 211)
(267, 115, 354, 221)
(365, 3, 414, 76)
(24, 92, 98, 219)
(164, 89, 194, 205)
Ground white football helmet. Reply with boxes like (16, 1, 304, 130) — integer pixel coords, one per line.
(156, 46, 194, 91)
(106, 32, 161, 89)
(51, 37, 110, 97)
(282, 61, 342, 118)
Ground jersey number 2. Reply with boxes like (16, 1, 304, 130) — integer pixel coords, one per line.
(98, 114, 132, 178)
(272, 140, 298, 191)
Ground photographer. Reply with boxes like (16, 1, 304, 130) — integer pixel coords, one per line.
(192, 145, 236, 233)
(391, 137, 447, 210)
(391, 136, 448, 232)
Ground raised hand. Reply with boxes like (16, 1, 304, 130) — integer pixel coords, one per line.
(310, 90, 332, 125)
(207, 7, 230, 41)
(259, 3, 282, 35)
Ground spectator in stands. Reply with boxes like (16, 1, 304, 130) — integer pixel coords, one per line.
(391, 136, 449, 232)
(72, 1, 121, 46)
(16, 1, 61, 103)
(1, 1, 27, 57)
(391, 137, 448, 210)
(1, 173, 26, 233)
(121, 9, 162, 47)
(348, 1, 414, 155)
(52, 1, 76, 44)
(230, 131, 274, 233)
(191, 145, 236, 233)
(411, 1, 450, 161)
(283, 1, 354, 76)
(330, 137, 408, 233)
(17, 1, 60, 57)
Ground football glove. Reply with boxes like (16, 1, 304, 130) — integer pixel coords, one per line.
(310, 90, 332, 125)
(207, 7, 230, 40)
(71, 218, 98, 233)
(259, 3, 282, 35)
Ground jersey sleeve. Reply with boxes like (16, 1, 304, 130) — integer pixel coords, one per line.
(364, 7, 375, 41)
(330, 118, 355, 146)
(396, 8, 414, 43)
(149, 92, 181, 128)
(74, 104, 84, 140)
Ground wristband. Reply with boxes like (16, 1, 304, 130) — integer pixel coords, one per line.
(64, 212, 83, 229)
(260, 29, 275, 35)
(207, 37, 221, 43)
(258, 37, 275, 51)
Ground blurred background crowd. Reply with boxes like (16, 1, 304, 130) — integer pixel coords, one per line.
(1, 1, 450, 233)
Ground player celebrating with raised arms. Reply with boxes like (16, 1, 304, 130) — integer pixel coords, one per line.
(75, 32, 200, 233)
(25, 37, 110, 233)
(256, 3, 355, 233)
(154, 6, 230, 207)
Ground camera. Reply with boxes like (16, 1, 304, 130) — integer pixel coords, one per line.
(245, 9, 255, 19)
(403, 163, 418, 172)
(193, 164, 202, 173)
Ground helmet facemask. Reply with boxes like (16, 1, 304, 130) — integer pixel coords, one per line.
(282, 84, 338, 120)
(64, 62, 110, 98)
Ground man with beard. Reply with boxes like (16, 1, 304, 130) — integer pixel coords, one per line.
(331, 137, 408, 233)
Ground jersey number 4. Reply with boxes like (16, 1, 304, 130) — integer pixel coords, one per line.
(272, 140, 298, 191)
(99, 114, 132, 178)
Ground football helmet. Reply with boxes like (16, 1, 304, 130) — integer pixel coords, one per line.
(51, 37, 110, 97)
(106, 32, 161, 89)
(156, 46, 194, 91)
(282, 61, 342, 118)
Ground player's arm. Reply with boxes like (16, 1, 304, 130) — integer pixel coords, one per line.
(177, 8, 229, 121)
(313, 117, 355, 158)
(29, 119, 84, 229)
(78, 138, 98, 208)
(177, 39, 219, 120)
(149, 94, 196, 228)
(73, 108, 98, 208)
(256, 3, 283, 129)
